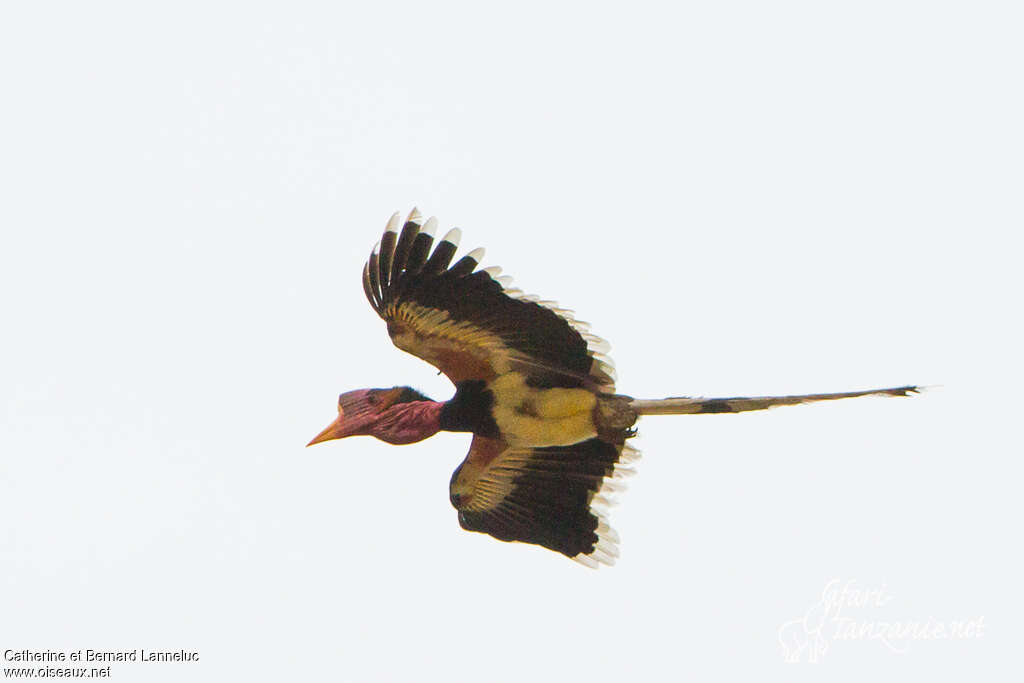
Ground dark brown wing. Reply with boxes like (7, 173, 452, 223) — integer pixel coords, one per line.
(448, 434, 639, 567)
(362, 209, 616, 391)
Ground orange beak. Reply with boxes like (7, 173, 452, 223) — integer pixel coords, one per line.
(306, 387, 406, 447)
(307, 414, 353, 446)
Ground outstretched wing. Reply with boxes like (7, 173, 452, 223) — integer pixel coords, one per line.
(448, 435, 638, 567)
(362, 209, 616, 391)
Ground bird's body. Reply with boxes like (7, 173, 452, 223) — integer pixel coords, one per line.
(309, 209, 918, 567)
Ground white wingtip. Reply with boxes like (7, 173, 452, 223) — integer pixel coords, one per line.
(420, 216, 437, 237)
(385, 212, 401, 234)
(406, 207, 422, 224)
(619, 444, 641, 463)
(441, 227, 462, 248)
(611, 465, 636, 480)
(583, 334, 611, 354)
(571, 516, 620, 568)
(465, 246, 486, 264)
(597, 519, 620, 543)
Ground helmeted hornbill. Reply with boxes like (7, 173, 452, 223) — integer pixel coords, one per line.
(308, 209, 918, 567)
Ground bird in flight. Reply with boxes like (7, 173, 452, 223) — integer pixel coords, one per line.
(308, 209, 918, 567)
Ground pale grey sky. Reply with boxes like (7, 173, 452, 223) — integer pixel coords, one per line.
(2, 1, 1020, 681)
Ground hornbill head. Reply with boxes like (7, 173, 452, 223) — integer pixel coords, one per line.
(307, 386, 434, 446)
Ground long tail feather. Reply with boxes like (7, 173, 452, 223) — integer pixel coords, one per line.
(630, 386, 920, 416)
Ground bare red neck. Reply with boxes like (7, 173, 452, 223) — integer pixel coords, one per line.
(371, 400, 444, 445)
